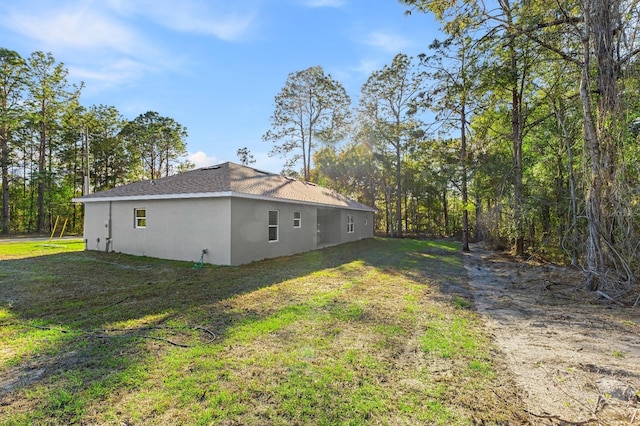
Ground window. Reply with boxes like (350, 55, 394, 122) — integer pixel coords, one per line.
(293, 211, 301, 228)
(268, 210, 279, 241)
(134, 208, 146, 229)
(347, 214, 354, 233)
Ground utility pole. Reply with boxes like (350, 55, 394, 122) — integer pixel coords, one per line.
(83, 126, 90, 195)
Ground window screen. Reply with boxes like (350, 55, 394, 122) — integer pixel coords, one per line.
(268, 210, 279, 241)
(134, 208, 146, 228)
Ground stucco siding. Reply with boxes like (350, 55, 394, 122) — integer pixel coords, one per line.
(229, 198, 318, 265)
(317, 208, 374, 247)
(83, 198, 232, 264)
(342, 210, 375, 242)
(82, 195, 374, 267)
(83, 202, 112, 252)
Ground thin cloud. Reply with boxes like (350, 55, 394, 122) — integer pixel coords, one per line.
(364, 30, 412, 53)
(149, 8, 256, 41)
(329, 58, 381, 89)
(68, 58, 153, 92)
(107, 0, 259, 41)
(350, 58, 382, 77)
(0, 2, 158, 92)
(0, 4, 139, 54)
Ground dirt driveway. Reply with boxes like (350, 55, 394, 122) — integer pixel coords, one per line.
(463, 245, 640, 425)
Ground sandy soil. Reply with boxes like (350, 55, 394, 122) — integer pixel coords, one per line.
(463, 245, 640, 425)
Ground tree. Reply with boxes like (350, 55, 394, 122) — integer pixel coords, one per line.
(85, 105, 128, 191)
(577, 0, 638, 290)
(423, 35, 482, 251)
(0, 48, 27, 234)
(57, 101, 88, 233)
(263, 66, 351, 181)
(402, 0, 640, 296)
(121, 111, 189, 180)
(536, 61, 583, 265)
(404, 0, 548, 257)
(498, 0, 640, 290)
(313, 142, 380, 208)
(0, 48, 200, 235)
(236, 147, 255, 165)
(403, 137, 456, 236)
(26, 51, 80, 233)
(359, 53, 428, 237)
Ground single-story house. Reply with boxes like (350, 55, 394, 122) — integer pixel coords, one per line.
(73, 162, 376, 266)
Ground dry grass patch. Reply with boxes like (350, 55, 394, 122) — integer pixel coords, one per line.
(0, 238, 523, 425)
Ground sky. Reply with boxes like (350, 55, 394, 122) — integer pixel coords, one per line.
(0, 0, 442, 173)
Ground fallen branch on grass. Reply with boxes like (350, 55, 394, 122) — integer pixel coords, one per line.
(596, 290, 625, 306)
(0, 321, 216, 348)
(523, 409, 597, 425)
(89, 325, 217, 348)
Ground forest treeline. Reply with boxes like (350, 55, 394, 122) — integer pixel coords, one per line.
(1, 0, 639, 300)
(261, 0, 640, 301)
(0, 50, 190, 236)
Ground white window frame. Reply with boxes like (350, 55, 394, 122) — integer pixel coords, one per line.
(293, 211, 302, 228)
(268, 210, 279, 242)
(134, 208, 147, 229)
(347, 214, 354, 233)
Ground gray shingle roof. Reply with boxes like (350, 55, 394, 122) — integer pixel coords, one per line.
(74, 162, 376, 212)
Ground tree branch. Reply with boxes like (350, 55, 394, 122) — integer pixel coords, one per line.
(524, 32, 583, 67)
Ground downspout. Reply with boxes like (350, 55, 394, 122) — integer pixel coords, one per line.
(105, 201, 112, 252)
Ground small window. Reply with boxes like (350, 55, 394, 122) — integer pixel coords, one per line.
(293, 211, 301, 228)
(134, 208, 146, 229)
(347, 214, 354, 233)
(268, 210, 279, 241)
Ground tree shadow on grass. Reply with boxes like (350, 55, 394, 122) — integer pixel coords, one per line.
(0, 237, 465, 423)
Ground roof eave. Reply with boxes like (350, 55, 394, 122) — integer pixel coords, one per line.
(72, 191, 234, 203)
(73, 191, 376, 212)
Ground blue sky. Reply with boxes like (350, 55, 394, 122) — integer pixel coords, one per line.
(0, 0, 441, 173)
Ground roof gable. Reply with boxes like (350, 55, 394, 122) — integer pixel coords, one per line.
(74, 162, 375, 212)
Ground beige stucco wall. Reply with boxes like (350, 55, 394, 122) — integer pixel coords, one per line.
(83, 198, 232, 265)
(83, 202, 112, 252)
(82, 196, 374, 266)
(229, 198, 375, 265)
(229, 198, 319, 265)
(340, 209, 375, 243)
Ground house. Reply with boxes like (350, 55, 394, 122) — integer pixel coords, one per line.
(73, 162, 376, 266)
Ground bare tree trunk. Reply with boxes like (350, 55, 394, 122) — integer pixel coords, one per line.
(404, 191, 409, 234)
(36, 115, 46, 234)
(165, 145, 170, 177)
(503, 0, 526, 256)
(460, 103, 470, 252)
(442, 189, 449, 236)
(510, 56, 525, 257)
(581, 0, 622, 290)
(385, 184, 393, 236)
(395, 141, 403, 238)
(305, 123, 311, 181)
(1, 125, 9, 234)
(553, 103, 580, 266)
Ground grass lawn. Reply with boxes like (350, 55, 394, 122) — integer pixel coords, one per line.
(0, 238, 522, 425)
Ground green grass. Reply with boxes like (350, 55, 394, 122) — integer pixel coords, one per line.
(0, 237, 522, 425)
(0, 238, 84, 259)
